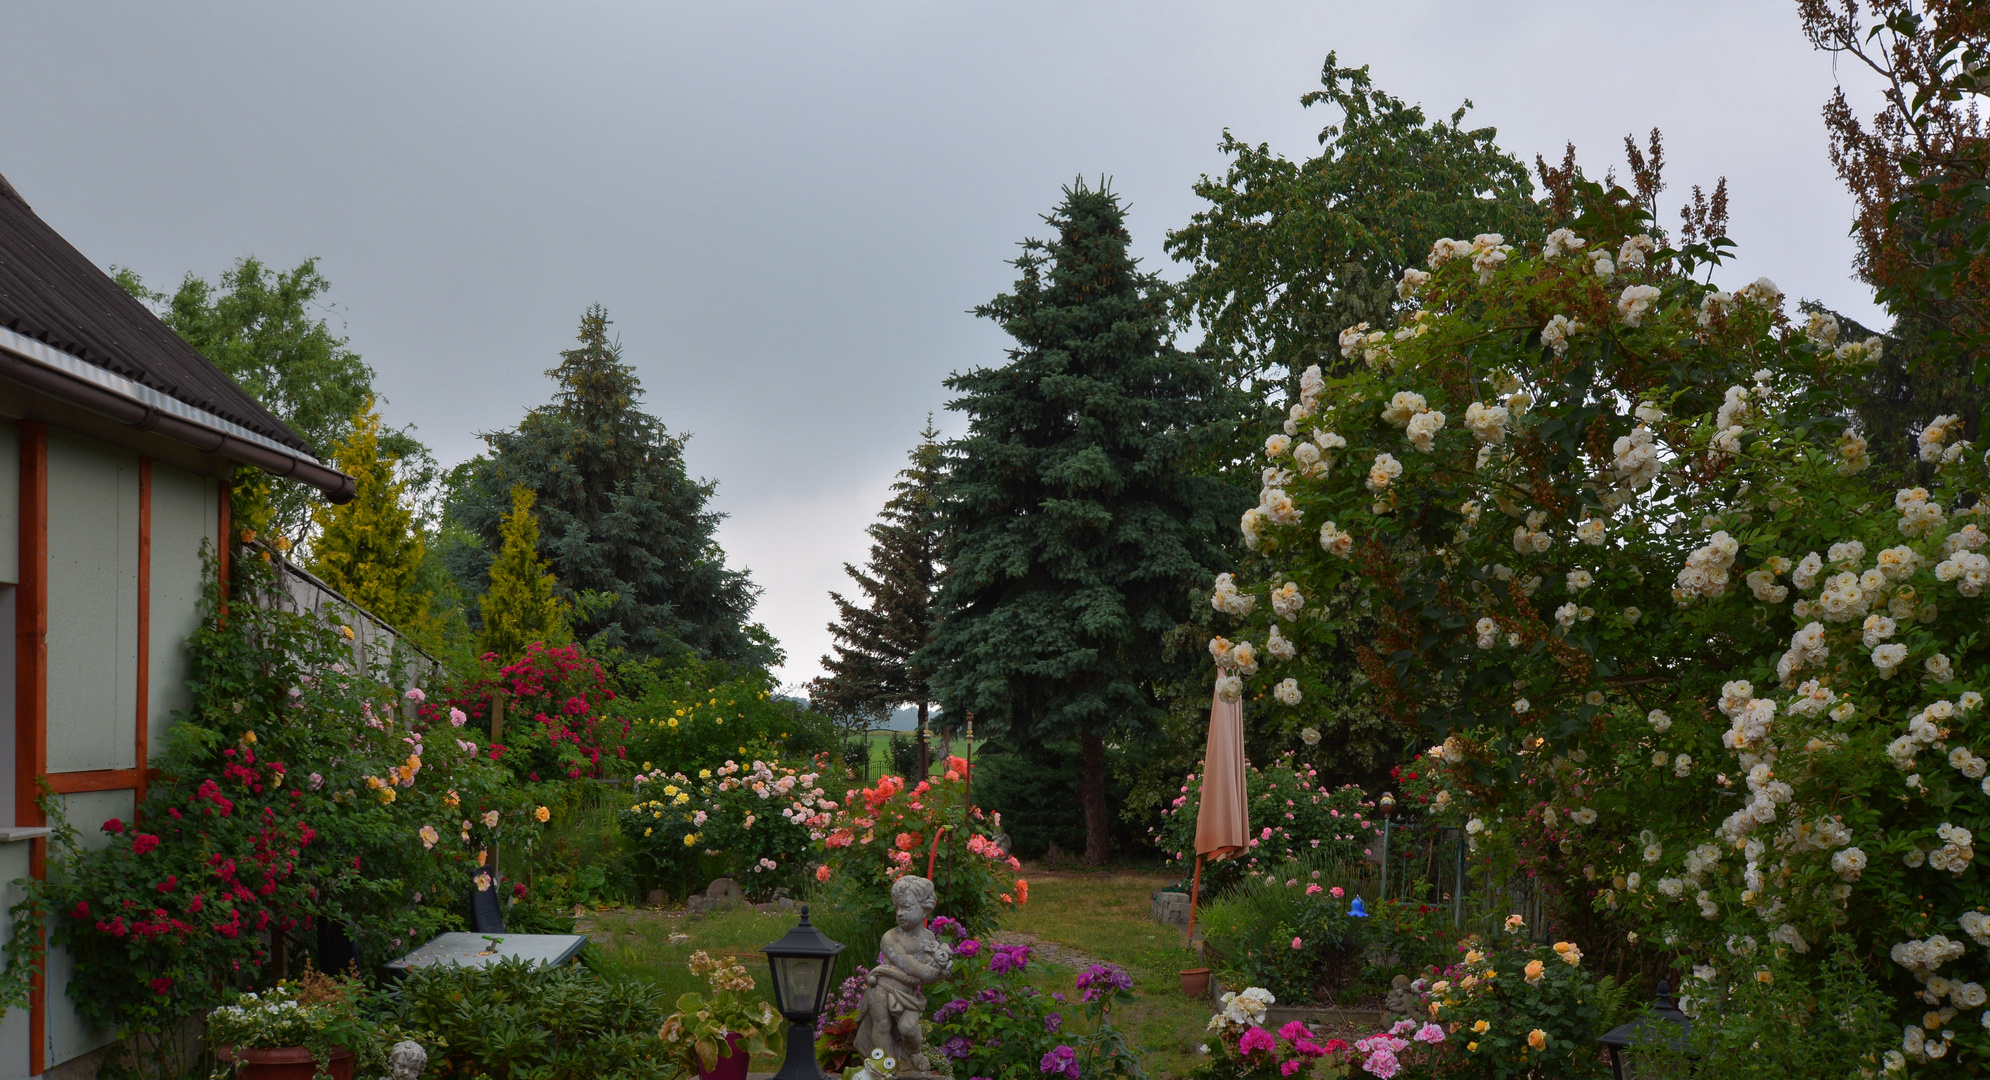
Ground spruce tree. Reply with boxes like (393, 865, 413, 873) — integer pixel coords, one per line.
(306, 399, 434, 640)
(924, 180, 1243, 864)
(810, 423, 945, 749)
(444, 306, 766, 663)
(478, 487, 569, 661)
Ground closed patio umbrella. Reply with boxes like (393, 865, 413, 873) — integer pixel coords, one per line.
(1189, 674, 1249, 939)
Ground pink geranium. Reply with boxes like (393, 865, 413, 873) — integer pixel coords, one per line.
(1239, 1026, 1276, 1055)
(1413, 1022, 1445, 1044)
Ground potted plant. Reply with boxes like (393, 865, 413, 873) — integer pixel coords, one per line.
(206, 968, 379, 1080)
(659, 950, 780, 1080)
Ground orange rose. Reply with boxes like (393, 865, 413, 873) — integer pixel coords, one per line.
(1527, 1029, 1546, 1050)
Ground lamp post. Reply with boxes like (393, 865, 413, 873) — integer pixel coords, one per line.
(1596, 980, 1691, 1079)
(1377, 792, 1396, 901)
(761, 905, 846, 1080)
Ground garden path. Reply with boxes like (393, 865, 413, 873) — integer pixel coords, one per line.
(988, 929, 1108, 971)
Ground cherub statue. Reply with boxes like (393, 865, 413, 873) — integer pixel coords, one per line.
(385, 1040, 428, 1080)
(855, 875, 954, 1074)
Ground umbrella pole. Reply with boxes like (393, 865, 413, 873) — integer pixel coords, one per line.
(1188, 854, 1203, 944)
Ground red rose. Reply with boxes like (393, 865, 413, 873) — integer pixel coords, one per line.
(101, 818, 124, 835)
(131, 834, 161, 855)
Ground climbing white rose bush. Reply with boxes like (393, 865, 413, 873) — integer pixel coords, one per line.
(1205, 185, 1990, 1069)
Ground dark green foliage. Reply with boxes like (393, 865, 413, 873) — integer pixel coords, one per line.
(924, 179, 1245, 863)
(1167, 53, 1549, 389)
(387, 958, 675, 1080)
(972, 740, 1136, 859)
(445, 306, 768, 664)
(115, 258, 421, 545)
(810, 423, 945, 738)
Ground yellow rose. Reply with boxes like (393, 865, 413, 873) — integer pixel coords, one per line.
(1524, 960, 1545, 984)
(1527, 1029, 1546, 1050)
(1466, 1041, 1478, 1052)
(1472, 1020, 1489, 1034)
(535, 805, 551, 823)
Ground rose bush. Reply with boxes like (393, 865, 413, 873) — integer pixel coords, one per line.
(434, 642, 622, 781)
(620, 754, 834, 896)
(1207, 177, 1990, 1067)
(1151, 754, 1380, 893)
(814, 759, 1024, 936)
(38, 553, 551, 1070)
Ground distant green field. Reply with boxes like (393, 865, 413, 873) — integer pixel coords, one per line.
(843, 727, 976, 781)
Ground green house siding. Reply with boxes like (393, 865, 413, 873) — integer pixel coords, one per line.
(44, 430, 140, 775)
(147, 464, 217, 761)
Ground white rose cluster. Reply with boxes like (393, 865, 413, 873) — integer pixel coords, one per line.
(1617, 284, 1661, 326)
(1463, 401, 1509, 444)
(1469, 233, 1512, 284)
(1367, 452, 1403, 493)
(1266, 625, 1296, 661)
(1934, 547, 1990, 596)
(1319, 521, 1353, 559)
(1931, 822, 1976, 874)
(1611, 425, 1660, 490)
(1543, 227, 1587, 258)
(1211, 573, 1254, 616)
(1474, 617, 1498, 649)
(1718, 680, 1779, 753)
(1746, 567, 1789, 604)
(1269, 582, 1304, 621)
(1338, 322, 1391, 367)
(1273, 678, 1302, 706)
(1539, 314, 1580, 357)
(1837, 431, 1870, 474)
(1962, 911, 1990, 948)
(1893, 934, 1968, 976)
(1920, 414, 1970, 464)
(1886, 698, 1957, 770)
(1674, 531, 1739, 600)
(1618, 234, 1655, 270)
(1897, 487, 1947, 538)
(1775, 622, 1828, 682)
(1830, 846, 1868, 881)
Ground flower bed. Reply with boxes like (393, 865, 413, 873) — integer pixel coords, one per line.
(620, 755, 834, 896)
(1152, 754, 1379, 893)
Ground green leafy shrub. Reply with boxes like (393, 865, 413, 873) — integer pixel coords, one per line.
(616, 661, 835, 777)
(387, 957, 674, 1080)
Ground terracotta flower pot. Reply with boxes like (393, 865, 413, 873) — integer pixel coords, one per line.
(218, 1045, 354, 1080)
(1180, 967, 1212, 998)
(697, 1032, 750, 1080)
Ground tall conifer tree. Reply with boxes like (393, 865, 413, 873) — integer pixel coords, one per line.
(925, 181, 1241, 863)
(478, 487, 569, 661)
(810, 423, 945, 741)
(306, 399, 433, 639)
(445, 306, 766, 662)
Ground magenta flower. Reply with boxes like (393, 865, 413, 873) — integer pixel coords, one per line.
(1239, 1026, 1276, 1055)
(1361, 1047, 1400, 1078)
(1038, 1045, 1078, 1079)
(1279, 1020, 1310, 1041)
(1291, 937, 1303, 949)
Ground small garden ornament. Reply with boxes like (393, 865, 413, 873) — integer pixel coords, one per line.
(854, 875, 953, 1075)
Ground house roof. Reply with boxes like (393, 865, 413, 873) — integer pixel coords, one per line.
(0, 172, 314, 455)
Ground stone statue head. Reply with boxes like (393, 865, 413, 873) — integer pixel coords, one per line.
(387, 1039, 429, 1080)
(889, 875, 936, 929)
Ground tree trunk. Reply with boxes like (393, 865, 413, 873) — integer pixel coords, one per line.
(916, 700, 931, 778)
(1080, 730, 1111, 865)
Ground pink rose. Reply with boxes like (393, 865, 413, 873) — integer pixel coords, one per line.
(1330, 886, 1344, 898)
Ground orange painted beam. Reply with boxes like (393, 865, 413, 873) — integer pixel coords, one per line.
(17, 421, 46, 1076)
(136, 459, 151, 810)
(45, 769, 143, 795)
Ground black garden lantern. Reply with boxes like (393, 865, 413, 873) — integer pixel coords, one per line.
(1596, 980, 1692, 1079)
(762, 905, 846, 1080)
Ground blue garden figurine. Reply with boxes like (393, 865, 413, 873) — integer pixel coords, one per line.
(1350, 896, 1369, 918)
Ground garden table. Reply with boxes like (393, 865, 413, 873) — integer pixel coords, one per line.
(382, 932, 588, 975)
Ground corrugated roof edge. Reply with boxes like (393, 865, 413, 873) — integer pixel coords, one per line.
(0, 323, 355, 502)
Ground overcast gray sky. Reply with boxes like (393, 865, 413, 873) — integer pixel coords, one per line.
(2, 2, 1888, 689)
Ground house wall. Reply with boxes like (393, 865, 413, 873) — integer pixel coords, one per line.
(44, 431, 139, 775)
(146, 464, 218, 760)
(0, 422, 222, 1079)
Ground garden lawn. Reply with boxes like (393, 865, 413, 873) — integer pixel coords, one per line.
(581, 905, 802, 1070)
(1003, 870, 1215, 1079)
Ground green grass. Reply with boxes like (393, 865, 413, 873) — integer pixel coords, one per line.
(572, 871, 1229, 1078)
(1005, 871, 1215, 1079)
